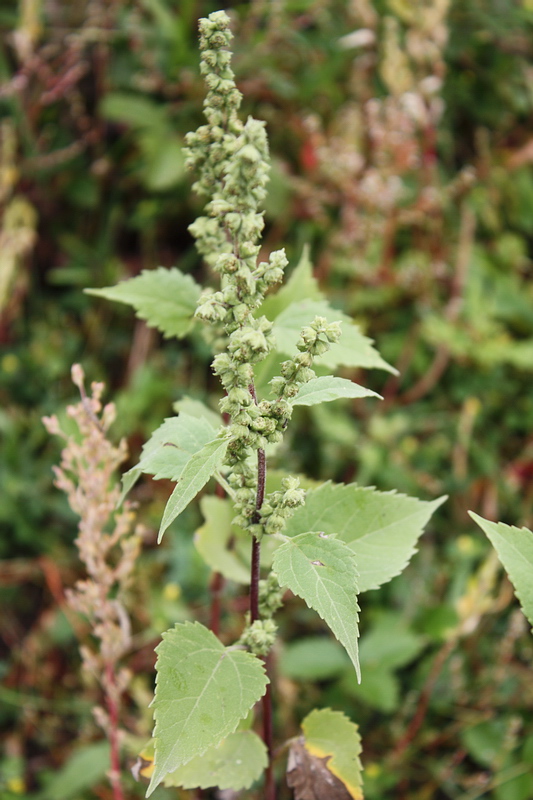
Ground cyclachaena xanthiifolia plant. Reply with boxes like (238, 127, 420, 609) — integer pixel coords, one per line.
(43, 365, 142, 800)
(86, 11, 445, 799)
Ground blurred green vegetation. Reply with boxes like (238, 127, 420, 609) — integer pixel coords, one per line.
(1, 1, 533, 798)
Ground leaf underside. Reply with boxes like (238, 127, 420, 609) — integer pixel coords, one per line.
(273, 532, 361, 681)
(148, 622, 268, 795)
(163, 730, 268, 790)
(158, 435, 229, 541)
(119, 413, 218, 504)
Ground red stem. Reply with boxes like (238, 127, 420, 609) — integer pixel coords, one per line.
(104, 662, 125, 800)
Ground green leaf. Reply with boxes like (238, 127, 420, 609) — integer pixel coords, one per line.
(86, 267, 201, 339)
(148, 622, 268, 795)
(138, 414, 220, 481)
(100, 92, 167, 129)
(280, 637, 350, 681)
(261, 245, 322, 320)
(173, 396, 221, 431)
(270, 299, 396, 374)
(273, 532, 360, 680)
(158, 435, 229, 542)
(358, 612, 426, 670)
(469, 513, 533, 630)
(194, 496, 250, 584)
(163, 730, 267, 791)
(341, 665, 399, 713)
(119, 413, 218, 504)
(302, 708, 363, 800)
(284, 483, 446, 592)
(340, 613, 426, 713)
(461, 719, 507, 768)
(291, 376, 381, 406)
(142, 135, 185, 192)
(42, 741, 110, 800)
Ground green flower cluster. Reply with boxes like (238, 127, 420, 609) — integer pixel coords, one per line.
(233, 474, 306, 540)
(184, 12, 343, 541)
(258, 572, 285, 619)
(239, 618, 278, 657)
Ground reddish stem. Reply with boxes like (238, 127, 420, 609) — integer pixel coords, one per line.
(104, 662, 125, 800)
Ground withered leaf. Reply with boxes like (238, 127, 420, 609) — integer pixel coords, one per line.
(287, 738, 353, 800)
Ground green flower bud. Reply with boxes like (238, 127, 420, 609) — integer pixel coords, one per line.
(239, 619, 277, 656)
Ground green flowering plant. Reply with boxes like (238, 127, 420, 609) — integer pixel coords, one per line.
(88, 11, 445, 799)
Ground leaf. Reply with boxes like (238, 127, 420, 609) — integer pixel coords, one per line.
(469, 512, 533, 630)
(287, 740, 353, 800)
(284, 483, 446, 592)
(287, 709, 363, 800)
(163, 730, 268, 790)
(273, 533, 360, 680)
(141, 135, 185, 191)
(303, 709, 363, 800)
(148, 621, 268, 795)
(261, 246, 322, 320)
(270, 299, 396, 374)
(280, 637, 350, 681)
(100, 92, 168, 129)
(42, 741, 110, 800)
(86, 267, 201, 339)
(291, 376, 381, 407)
(341, 665, 399, 713)
(194, 496, 251, 584)
(119, 413, 218, 504)
(158, 435, 229, 542)
(340, 613, 425, 713)
(172, 396, 221, 431)
(358, 612, 426, 670)
(137, 414, 220, 481)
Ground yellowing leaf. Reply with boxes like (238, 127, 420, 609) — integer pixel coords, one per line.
(302, 709, 363, 800)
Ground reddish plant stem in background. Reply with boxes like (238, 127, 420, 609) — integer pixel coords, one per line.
(104, 662, 125, 800)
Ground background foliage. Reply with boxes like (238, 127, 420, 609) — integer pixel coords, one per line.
(1, 1, 533, 798)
